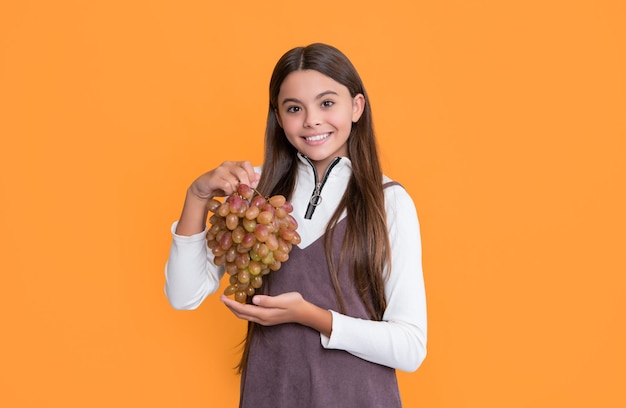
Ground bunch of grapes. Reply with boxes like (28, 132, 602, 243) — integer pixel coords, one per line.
(206, 184, 300, 303)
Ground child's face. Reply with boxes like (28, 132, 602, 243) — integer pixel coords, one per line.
(275, 69, 364, 175)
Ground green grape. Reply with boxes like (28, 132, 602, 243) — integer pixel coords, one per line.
(250, 250, 261, 262)
(276, 237, 290, 253)
(268, 220, 278, 234)
(207, 238, 218, 250)
(245, 205, 260, 220)
(231, 226, 245, 244)
(269, 195, 286, 208)
(279, 228, 295, 242)
(291, 230, 301, 245)
(257, 211, 273, 225)
(261, 251, 275, 265)
(225, 262, 238, 276)
(273, 250, 289, 263)
(274, 206, 287, 219)
(234, 291, 247, 303)
(225, 246, 237, 263)
(235, 252, 250, 269)
(217, 202, 230, 217)
(261, 202, 275, 214)
(248, 261, 263, 276)
(209, 214, 222, 225)
(265, 234, 279, 251)
(237, 269, 250, 284)
(236, 243, 251, 254)
(213, 254, 226, 266)
(207, 198, 222, 213)
(254, 224, 270, 242)
(209, 223, 221, 236)
(256, 243, 269, 258)
(242, 218, 257, 232)
(225, 213, 239, 230)
(251, 275, 263, 288)
(212, 245, 225, 257)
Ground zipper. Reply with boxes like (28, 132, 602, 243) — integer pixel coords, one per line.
(303, 155, 341, 219)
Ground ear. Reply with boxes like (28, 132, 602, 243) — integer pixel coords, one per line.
(274, 109, 284, 128)
(351, 93, 365, 122)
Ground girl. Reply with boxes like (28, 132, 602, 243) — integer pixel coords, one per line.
(165, 43, 427, 407)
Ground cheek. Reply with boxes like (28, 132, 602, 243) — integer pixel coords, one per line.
(330, 110, 354, 128)
(281, 120, 303, 141)
(281, 118, 300, 134)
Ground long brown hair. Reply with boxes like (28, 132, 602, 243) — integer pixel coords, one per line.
(238, 43, 391, 373)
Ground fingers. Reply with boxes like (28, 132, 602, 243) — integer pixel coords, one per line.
(220, 295, 266, 323)
(238, 161, 261, 188)
(217, 160, 260, 192)
(251, 294, 268, 306)
(230, 160, 260, 188)
(220, 294, 289, 325)
(194, 160, 259, 199)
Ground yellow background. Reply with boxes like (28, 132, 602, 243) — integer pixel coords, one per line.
(1, 1, 624, 407)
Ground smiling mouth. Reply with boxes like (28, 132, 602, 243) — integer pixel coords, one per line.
(304, 133, 331, 142)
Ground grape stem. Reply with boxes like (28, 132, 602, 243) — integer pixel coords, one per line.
(237, 184, 269, 201)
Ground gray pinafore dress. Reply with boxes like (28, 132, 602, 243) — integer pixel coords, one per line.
(239, 187, 402, 407)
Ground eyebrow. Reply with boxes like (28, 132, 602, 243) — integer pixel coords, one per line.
(281, 90, 339, 106)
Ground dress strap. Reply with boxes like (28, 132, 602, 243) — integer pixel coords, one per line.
(383, 181, 403, 189)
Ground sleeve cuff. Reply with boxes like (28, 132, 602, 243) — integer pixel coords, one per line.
(320, 309, 340, 348)
(170, 221, 208, 242)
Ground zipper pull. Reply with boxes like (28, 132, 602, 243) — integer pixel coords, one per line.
(309, 182, 323, 206)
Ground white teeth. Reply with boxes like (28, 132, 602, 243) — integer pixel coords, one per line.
(305, 133, 330, 141)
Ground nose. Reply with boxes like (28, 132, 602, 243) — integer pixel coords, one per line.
(303, 110, 321, 128)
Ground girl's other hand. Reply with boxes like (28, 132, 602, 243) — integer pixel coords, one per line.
(221, 292, 306, 326)
(220, 293, 332, 337)
(189, 160, 260, 201)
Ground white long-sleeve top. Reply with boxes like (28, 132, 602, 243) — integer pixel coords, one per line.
(165, 154, 427, 372)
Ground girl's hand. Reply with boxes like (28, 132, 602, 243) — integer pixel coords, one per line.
(220, 292, 332, 337)
(189, 160, 260, 200)
(221, 292, 305, 325)
(175, 161, 259, 236)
